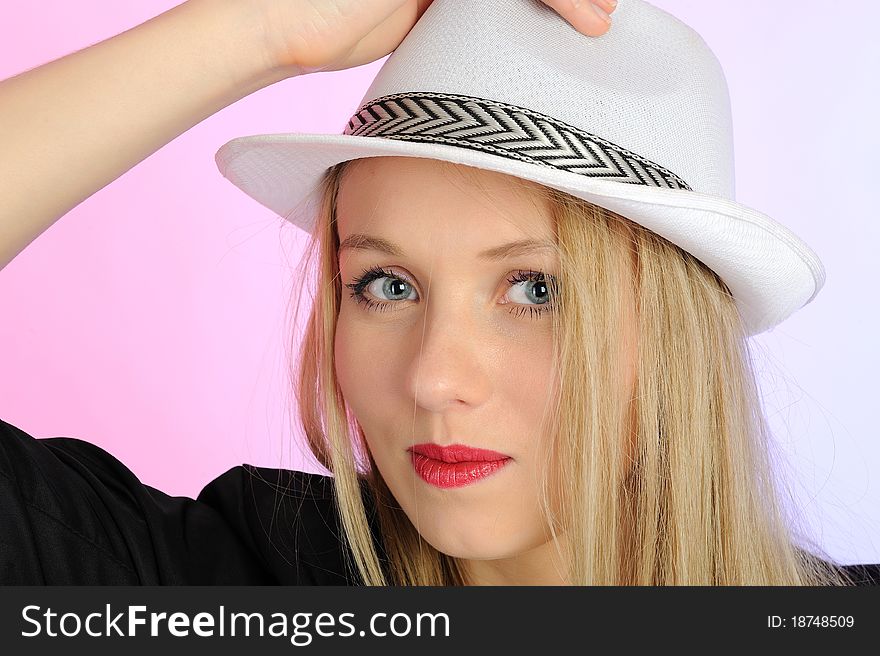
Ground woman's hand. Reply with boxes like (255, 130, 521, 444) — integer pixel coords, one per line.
(255, 0, 618, 77)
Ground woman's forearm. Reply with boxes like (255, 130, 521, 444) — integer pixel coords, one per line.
(0, 0, 290, 271)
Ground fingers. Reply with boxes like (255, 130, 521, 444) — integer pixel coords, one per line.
(541, 0, 618, 37)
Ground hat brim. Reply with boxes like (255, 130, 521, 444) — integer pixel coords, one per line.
(215, 132, 825, 338)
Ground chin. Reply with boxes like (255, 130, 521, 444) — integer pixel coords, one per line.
(420, 536, 507, 561)
(402, 514, 525, 561)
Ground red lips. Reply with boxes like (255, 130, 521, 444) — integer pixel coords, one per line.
(408, 443, 511, 488)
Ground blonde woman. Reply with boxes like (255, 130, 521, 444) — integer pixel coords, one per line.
(0, 0, 876, 586)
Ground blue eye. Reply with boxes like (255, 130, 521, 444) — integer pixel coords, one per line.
(343, 265, 558, 320)
(505, 269, 558, 319)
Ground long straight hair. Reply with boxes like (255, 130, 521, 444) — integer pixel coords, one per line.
(281, 158, 855, 585)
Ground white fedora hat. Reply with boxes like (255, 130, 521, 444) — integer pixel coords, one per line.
(214, 0, 825, 337)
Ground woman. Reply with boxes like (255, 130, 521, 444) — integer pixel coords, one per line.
(0, 0, 876, 585)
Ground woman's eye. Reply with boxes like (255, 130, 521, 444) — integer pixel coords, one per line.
(344, 266, 557, 319)
(343, 266, 417, 314)
(363, 275, 417, 304)
(502, 270, 558, 320)
(505, 271, 554, 306)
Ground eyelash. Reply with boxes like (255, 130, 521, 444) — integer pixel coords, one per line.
(343, 264, 558, 320)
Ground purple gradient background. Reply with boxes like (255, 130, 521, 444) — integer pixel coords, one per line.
(0, 1, 877, 565)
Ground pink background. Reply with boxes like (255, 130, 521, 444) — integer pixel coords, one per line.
(1, 1, 878, 565)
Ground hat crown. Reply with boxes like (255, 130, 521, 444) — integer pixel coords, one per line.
(355, 0, 735, 199)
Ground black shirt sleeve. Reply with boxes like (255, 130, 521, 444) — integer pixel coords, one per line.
(0, 417, 359, 585)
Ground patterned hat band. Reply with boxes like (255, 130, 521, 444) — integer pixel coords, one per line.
(342, 91, 692, 192)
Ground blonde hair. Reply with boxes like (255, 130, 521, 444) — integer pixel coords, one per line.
(282, 157, 856, 586)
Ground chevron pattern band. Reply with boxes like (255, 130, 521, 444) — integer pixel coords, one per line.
(342, 92, 692, 191)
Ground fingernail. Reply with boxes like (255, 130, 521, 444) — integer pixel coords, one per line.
(592, 3, 612, 24)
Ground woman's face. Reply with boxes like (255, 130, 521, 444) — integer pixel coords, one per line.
(333, 156, 609, 583)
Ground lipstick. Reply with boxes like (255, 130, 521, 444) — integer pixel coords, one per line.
(408, 443, 511, 489)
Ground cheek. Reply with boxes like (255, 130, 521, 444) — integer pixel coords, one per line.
(334, 306, 409, 443)
(499, 338, 558, 447)
(334, 308, 385, 411)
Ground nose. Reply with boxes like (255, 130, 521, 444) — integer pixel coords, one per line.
(404, 308, 492, 414)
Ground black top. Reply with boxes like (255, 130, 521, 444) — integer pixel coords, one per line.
(1, 417, 878, 586)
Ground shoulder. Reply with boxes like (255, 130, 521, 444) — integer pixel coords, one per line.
(837, 563, 880, 586)
(199, 465, 347, 513)
(197, 464, 378, 585)
(798, 548, 880, 586)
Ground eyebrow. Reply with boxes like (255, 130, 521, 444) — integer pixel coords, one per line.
(338, 233, 559, 261)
